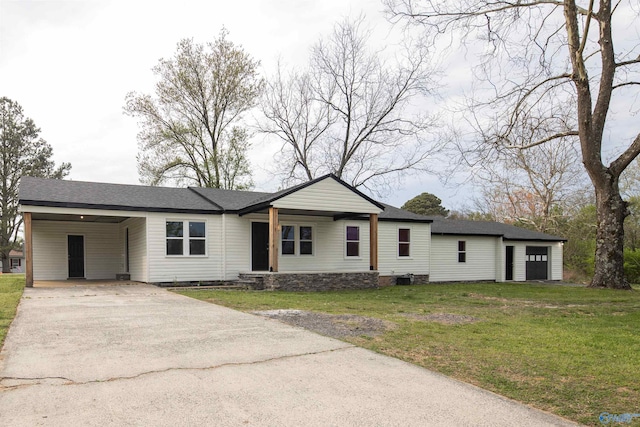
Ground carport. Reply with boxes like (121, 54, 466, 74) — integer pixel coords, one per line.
(33, 279, 139, 288)
(21, 208, 146, 287)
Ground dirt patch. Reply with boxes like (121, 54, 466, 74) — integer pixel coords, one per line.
(467, 293, 587, 309)
(252, 309, 395, 338)
(407, 313, 482, 325)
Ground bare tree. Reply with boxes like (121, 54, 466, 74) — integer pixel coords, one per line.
(470, 116, 586, 233)
(386, 0, 640, 289)
(0, 97, 70, 272)
(125, 30, 263, 189)
(260, 65, 333, 185)
(260, 16, 440, 194)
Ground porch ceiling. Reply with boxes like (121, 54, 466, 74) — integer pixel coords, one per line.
(31, 212, 128, 223)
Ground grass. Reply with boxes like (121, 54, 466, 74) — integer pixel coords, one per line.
(176, 283, 640, 426)
(0, 274, 25, 349)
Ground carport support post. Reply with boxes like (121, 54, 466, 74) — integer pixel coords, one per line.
(269, 207, 279, 272)
(369, 213, 378, 271)
(24, 212, 33, 287)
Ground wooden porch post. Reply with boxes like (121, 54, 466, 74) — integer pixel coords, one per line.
(24, 212, 34, 287)
(369, 213, 378, 271)
(269, 207, 279, 272)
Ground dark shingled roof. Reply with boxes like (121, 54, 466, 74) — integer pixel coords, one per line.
(188, 187, 272, 211)
(20, 174, 386, 214)
(19, 177, 222, 214)
(378, 204, 433, 223)
(426, 215, 566, 242)
(18, 176, 565, 241)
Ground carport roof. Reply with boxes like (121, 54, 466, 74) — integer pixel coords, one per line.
(19, 177, 224, 214)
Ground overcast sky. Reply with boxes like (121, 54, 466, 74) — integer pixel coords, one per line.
(0, 0, 467, 210)
(2, 1, 637, 211)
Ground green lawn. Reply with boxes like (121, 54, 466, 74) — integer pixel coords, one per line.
(176, 283, 640, 426)
(0, 274, 25, 348)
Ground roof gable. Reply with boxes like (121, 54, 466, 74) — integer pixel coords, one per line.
(269, 175, 383, 214)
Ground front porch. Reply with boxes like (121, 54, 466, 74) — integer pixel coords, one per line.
(239, 271, 379, 291)
(249, 207, 379, 274)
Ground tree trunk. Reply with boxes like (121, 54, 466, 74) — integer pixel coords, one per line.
(589, 176, 632, 289)
(1, 255, 10, 273)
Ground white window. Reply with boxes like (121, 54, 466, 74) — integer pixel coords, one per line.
(188, 222, 206, 255)
(166, 220, 206, 256)
(398, 228, 410, 257)
(281, 225, 314, 255)
(346, 226, 360, 257)
(281, 225, 295, 255)
(458, 240, 466, 263)
(300, 226, 313, 255)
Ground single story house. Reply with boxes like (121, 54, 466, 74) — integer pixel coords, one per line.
(18, 174, 564, 289)
(9, 249, 24, 273)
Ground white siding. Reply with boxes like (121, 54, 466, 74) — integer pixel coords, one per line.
(377, 222, 430, 276)
(281, 217, 370, 272)
(121, 217, 148, 282)
(495, 238, 505, 282)
(509, 241, 564, 281)
(430, 235, 499, 282)
(32, 220, 121, 280)
(146, 213, 223, 282)
(272, 178, 382, 214)
(510, 243, 525, 281)
(224, 214, 251, 279)
(551, 242, 563, 280)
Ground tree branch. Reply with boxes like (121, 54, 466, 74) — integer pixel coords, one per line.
(503, 131, 579, 149)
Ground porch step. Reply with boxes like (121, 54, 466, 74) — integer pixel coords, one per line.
(238, 273, 266, 290)
(165, 284, 250, 291)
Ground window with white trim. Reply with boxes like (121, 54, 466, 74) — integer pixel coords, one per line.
(280, 225, 314, 255)
(300, 226, 313, 255)
(189, 222, 206, 255)
(166, 220, 206, 256)
(281, 225, 295, 255)
(398, 228, 410, 257)
(346, 226, 360, 257)
(458, 240, 466, 263)
(166, 221, 184, 255)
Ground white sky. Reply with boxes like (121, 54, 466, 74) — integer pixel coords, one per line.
(1, 1, 637, 212)
(0, 0, 463, 210)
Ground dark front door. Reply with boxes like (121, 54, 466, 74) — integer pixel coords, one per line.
(251, 222, 269, 271)
(68, 235, 85, 278)
(526, 246, 548, 280)
(505, 246, 514, 281)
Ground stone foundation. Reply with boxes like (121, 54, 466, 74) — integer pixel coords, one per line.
(379, 274, 430, 286)
(261, 272, 379, 291)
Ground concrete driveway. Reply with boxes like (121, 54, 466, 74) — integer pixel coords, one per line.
(0, 284, 578, 426)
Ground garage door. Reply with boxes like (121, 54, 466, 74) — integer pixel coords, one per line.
(526, 246, 548, 280)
